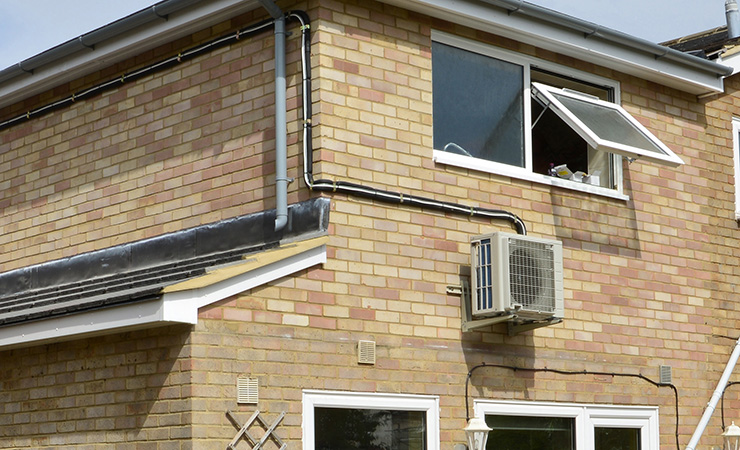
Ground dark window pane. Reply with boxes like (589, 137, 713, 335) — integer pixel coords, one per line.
(315, 407, 426, 450)
(432, 41, 525, 167)
(485, 415, 575, 450)
(595, 427, 641, 450)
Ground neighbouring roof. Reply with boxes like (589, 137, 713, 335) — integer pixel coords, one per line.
(0, 197, 330, 349)
(661, 26, 740, 61)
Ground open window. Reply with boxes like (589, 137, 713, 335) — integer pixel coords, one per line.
(431, 32, 682, 198)
(532, 82, 683, 167)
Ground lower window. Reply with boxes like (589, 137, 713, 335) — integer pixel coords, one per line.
(303, 390, 440, 450)
(475, 400, 657, 450)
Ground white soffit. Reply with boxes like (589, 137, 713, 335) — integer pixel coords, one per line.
(384, 0, 727, 95)
(0, 0, 260, 109)
(0, 238, 327, 350)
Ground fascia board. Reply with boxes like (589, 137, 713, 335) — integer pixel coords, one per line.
(384, 0, 725, 95)
(162, 243, 327, 311)
(0, 0, 260, 110)
(0, 242, 327, 350)
(0, 299, 178, 350)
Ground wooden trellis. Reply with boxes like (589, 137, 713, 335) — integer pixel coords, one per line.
(226, 410, 287, 450)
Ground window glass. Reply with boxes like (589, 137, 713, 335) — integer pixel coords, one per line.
(594, 427, 641, 450)
(432, 41, 525, 167)
(485, 415, 574, 450)
(302, 391, 440, 450)
(533, 82, 684, 167)
(314, 408, 426, 450)
(550, 92, 666, 155)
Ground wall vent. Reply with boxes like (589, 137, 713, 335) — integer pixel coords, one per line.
(358, 340, 376, 365)
(237, 376, 259, 404)
(659, 365, 672, 385)
(471, 232, 564, 321)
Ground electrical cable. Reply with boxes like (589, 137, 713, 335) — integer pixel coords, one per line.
(287, 10, 528, 235)
(721, 380, 740, 430)
(0, 8, 527, 235)
(464, 362, 680, 450)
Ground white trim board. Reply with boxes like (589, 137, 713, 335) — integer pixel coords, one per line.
(0, 242, 326, 350)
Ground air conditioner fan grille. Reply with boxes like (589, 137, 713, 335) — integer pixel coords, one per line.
(509, 239, 556, 313)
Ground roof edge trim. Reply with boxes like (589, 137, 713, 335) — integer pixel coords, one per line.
(0, 241, 327, 350)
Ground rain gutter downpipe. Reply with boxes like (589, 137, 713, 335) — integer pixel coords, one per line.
(685, 336, 740, 450)
(259, 0, 289, 232)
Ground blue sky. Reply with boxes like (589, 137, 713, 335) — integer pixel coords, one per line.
(0, 0, 728, 70)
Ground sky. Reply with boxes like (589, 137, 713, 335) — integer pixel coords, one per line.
(0, 0, 730, 71)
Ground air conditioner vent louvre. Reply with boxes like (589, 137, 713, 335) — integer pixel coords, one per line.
(470, 232, 563, 321)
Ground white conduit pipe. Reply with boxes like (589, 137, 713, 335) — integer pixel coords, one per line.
(686, 337, 740, 450)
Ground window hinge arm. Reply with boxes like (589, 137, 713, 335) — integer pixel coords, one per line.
(531, 94, 550, 130)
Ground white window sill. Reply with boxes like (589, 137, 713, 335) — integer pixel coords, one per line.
(433, 150, 629, 201)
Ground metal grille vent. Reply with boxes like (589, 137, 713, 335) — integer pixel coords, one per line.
(237, 377, 259, 404)
(659, 365, 672, 385)
(508, 238, 556, 313)
(358, 340, 376, 365)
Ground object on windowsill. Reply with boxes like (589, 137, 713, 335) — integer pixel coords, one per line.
(548, 163, 557, 176)
(584, 170, 601, 186)
(572, 171, 586, 182)
(553, 164, 572, 180)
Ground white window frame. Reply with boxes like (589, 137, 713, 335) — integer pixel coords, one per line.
(302, 390, 440, 450)
(532, 82, 684, 167)
(432, 30, 630, 200)
(474, 400, 659, 450)
(733, 117, 740, 220)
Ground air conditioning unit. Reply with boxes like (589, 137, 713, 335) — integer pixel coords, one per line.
(470, 232, 564, 321)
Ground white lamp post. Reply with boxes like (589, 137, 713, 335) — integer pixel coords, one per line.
(464, 416, 491, 450)
(724, 422, 740, 450)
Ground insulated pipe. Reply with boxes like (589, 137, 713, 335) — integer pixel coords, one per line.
(286, 11, 528, 235)
(686, 337, 740, 450)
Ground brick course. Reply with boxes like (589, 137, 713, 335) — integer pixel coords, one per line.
(2, 0, 740, 449)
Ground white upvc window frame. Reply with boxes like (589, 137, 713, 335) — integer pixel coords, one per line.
(302, 390, 440, 450)
(474, 399, 660, 450)
(432, 30, 631, 201)
(532, 82, 684, 167)
(733, 117, 740, 220)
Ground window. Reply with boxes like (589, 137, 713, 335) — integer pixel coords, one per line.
(733, 117, 740, 220)
(302, 390, 440, 450)
(475, 400, 659, 450)
(432, 32, 683, 199)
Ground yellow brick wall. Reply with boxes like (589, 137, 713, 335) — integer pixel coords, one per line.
(2, 0, 740, 449)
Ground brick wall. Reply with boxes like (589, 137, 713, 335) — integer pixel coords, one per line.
(0, 325, 192, 449)
(2, 0, 740, 449)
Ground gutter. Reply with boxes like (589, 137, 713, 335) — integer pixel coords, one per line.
(0, 0, 202, 84)
(483, 0, 733, 78)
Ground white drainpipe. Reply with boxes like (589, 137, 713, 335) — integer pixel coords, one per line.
(686, 337, 740, 450)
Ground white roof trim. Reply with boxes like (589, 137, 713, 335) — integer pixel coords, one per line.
(0, 0, 260, 109)
(0, 243, 326, 350)
(384, 0, 727, 95)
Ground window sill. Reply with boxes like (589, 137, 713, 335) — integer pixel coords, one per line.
(433, 150, 629, 201)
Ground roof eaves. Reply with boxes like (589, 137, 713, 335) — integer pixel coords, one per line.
(0, 0, 260, 109)
(383, 0, 731, 95)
